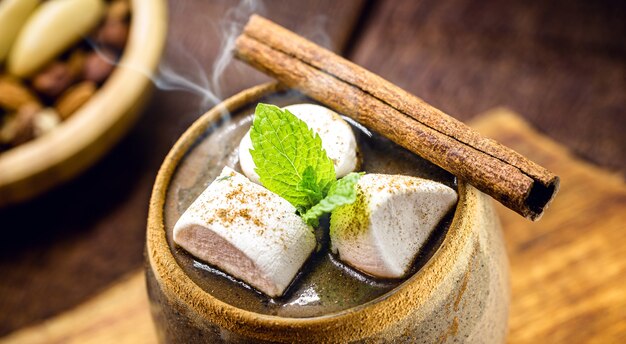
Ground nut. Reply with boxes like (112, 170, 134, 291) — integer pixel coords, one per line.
(97, 18, 129, 50)
(83, 50, 116, 84)
(1, 102, 42, 146)
(32, 50, 86, 98)
(67, 49, 86, 78)
(8, 0, 105, 77)
(33, 108, 61, 137)
(54, 81, 96, 119)
(32, 62, 75, 98)
(0, 113, 17, 145)
(106, 0, 130, 23)
(0, 0, 39, 63)
(0, 77, 40, 111)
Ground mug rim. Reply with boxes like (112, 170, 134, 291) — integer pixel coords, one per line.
(147, 82, 477, 342)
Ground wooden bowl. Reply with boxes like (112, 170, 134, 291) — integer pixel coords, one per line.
(0, 0, 167, 206)
(146, 83, 510, 343)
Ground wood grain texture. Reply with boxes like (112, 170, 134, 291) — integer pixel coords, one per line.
(2, 0, 624, 340)
(2, 109, 623, 343)
(472, 109, 626, 343)
(348, 0, 626, 174)
(0, 0, 365, 336)
(0, 273, 156, 344)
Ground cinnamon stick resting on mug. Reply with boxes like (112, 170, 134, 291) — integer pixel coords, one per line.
(234, 15, 559, 220)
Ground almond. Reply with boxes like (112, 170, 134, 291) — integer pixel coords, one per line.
(0, 77, 40, 111)
(0, 0, 39, 63)
(1, 103, 42, 146)
(67, 49, 86, 78)
(0, 113, 18, 145)
(32, 50, 86, 98)
(83, 50, 116, 84)
(54, 81, 96, 119)
(32, 62, 75, 98)
(107, 0, 130, 23)
(97, 19, 129, 50)
(8, 0, 105, 77)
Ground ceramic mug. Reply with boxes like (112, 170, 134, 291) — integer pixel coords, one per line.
(146, 83, 509, 343)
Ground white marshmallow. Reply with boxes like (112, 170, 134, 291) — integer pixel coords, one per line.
(330, 174, 457, 279)
(239, 103, 359, 185)
(173, 167, 316, 297)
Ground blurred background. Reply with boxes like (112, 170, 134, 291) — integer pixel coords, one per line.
(0, 0, 624, 343)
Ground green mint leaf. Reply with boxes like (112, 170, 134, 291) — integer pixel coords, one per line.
(302, 172, 363, 226)
(297, 166, 324, 206)
(249, 103, 335, 211)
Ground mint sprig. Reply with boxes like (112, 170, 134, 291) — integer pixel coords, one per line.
(249, 103, 362, 225)
(302, 172, 363, 226)
(250, 103, 335, 211)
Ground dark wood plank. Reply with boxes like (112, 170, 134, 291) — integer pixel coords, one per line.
(0, 273, 157, 344)
(348, 0, 626, 174)
(0, 0, 366, 335)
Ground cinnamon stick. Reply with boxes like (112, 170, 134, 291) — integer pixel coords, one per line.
(235, 15, 559, 220)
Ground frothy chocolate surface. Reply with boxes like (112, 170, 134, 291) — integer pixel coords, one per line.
(164, 91, 456, 318)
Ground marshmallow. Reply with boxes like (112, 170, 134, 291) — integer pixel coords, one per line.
(173, 167, 316, 297)
(330, 174, 457, 279)
(239, 103, 359, 185)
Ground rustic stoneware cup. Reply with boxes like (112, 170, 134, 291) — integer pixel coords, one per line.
(146, 83, 510, 343)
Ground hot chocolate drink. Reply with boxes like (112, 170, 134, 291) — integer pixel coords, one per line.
(163, 92, 457, 318)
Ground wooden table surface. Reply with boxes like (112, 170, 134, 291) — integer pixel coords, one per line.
(1, 0, 624, 342)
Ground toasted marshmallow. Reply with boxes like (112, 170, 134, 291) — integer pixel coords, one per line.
(330, 174, 457, 279)
(239, 103, 359, 185)
(173, 167, 316, 297)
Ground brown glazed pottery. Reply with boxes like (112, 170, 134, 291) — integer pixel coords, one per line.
(146, 83, 510, 343)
